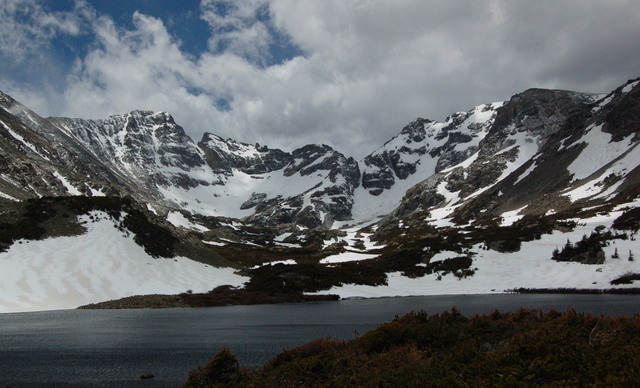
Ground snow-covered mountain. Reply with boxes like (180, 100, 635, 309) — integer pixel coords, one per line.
(1, 77, 640, 312)
(3, 79, 638, 229)
(0, 97, 364, 227)
(395, 80, 640, 226)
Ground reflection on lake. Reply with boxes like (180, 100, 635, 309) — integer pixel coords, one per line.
(1, 294, 639, 387)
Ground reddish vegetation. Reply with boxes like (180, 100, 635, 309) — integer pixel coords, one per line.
(183, 308, 640, 387)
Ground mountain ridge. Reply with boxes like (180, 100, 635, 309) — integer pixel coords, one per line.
(1, 78, 639, 230)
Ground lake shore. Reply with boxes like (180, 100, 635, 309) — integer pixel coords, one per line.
(78, 285, 339, 309)
(77, 285, 640, 310)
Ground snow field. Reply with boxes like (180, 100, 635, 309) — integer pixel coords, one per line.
(312, 210, 640, 298)
(564, 139, 640, 202)
(566, 124, 634, 181)
(158, 165, 331, 219)
(0, 212, 247, 313)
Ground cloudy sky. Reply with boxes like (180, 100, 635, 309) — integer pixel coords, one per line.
(1, 0, 639, 158)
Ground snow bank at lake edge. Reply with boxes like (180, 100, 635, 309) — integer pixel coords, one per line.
(0, 211, 247, 313)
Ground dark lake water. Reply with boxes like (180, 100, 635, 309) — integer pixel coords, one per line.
(1, 294, 639, 387)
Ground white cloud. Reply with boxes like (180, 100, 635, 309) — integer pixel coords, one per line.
(199, 0, 273, 64)
(62, 12, 222, 132)
(0, 0, 90, 61)
(200, 0, 269, 30)
(1, 0, 640, 159)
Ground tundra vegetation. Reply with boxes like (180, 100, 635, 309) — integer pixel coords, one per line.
(183, 309, 640, 387)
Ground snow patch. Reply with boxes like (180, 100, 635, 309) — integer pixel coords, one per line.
(89, 187, 106, 197)
(319, 251, 379, 264)
(501, 206, 527, 226)
(250, 259, 297, 269)
(166, 211, 209, 232)
(622, 80, 639, 94)
(0, 191, 18, 201)
(274, 233, 293, 242)
(52, 171, 82, 196)
(146, 204, 158, 215)
(203, 240, 226, 246)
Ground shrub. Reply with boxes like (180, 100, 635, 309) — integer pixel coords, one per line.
(611, 272, 640, 285)
(612, 207, 640, 231)
(551, 232, 613, 264)
(182, 348, 240, 387)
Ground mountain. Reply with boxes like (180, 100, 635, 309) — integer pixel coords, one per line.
(0, 92, 115, 201)
(5, 79, 637, 229)
(1, 77, 639, 312)
(0, 90, 519, 228)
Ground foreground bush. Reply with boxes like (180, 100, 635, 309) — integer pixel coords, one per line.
(186, 308, 640, 387)
(182, 348, 243, 387)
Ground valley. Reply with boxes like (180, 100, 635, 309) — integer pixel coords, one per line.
(0, 78, 639, 312)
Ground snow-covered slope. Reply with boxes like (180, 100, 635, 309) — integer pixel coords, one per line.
(198, 138, 361, 227)
(314, 205, 640, 298)
(0, 211, 246, 313)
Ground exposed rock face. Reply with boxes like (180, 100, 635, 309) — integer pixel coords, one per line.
(598, 80, 640, 141)
(361, 103, 501, 197)
(198, 134, 292, 175)
(362, 118, 432, 194)
(0, 91, 118, 200)
(240, 192, 268, 210)
(392, 173, 447, 218)
(48, 110, 215, 208)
